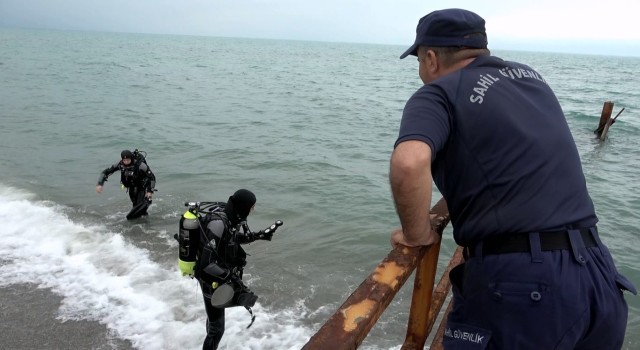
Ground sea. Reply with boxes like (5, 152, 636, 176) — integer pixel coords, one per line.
(0, 28, 638, 350)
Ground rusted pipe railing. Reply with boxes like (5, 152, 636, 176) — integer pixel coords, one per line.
(430, 294, 454, 350)
(303, 198, 451, 350)
(401, 199, 451, 349)
(401, 232, 441, 350)
(428, 247, 464, 349)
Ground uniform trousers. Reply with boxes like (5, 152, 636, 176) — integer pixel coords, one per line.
(444, 228, 635, 349)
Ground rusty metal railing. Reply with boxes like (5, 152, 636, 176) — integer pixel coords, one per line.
(303, 198, 461, 350)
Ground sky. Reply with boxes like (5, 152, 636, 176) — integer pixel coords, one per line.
(1, 0, 639, 57)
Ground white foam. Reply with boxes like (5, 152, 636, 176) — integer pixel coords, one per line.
(0, 185, 313, 349)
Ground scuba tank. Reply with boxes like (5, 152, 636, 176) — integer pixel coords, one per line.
(178, 210, 200, 276)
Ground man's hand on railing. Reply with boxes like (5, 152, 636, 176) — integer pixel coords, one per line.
(390, 226, 440, 248)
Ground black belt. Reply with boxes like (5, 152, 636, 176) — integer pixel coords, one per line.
(465, 227, 597, 258)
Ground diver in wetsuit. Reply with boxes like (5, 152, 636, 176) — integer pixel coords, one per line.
(178, 189, 282, 349)
(96, 149, 156, 219)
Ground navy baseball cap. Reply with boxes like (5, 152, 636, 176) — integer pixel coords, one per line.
(400, 8, 487, 59)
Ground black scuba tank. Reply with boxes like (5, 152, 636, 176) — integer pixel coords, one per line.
(178, 211, 200, 263)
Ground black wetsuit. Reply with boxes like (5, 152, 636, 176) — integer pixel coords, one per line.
(195, 212, 252, 350)
(97, 159, 156, 214)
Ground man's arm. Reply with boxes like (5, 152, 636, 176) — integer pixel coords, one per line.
(389, 140, 437, 247)
(138, 163, 156, 196)
(96, 163, 120, 193)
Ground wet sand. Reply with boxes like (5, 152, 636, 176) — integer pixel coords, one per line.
(0, 284, 134, 350)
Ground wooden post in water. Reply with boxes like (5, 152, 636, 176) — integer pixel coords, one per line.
(594, 101, 614, 139)
(594, 102, 625, 140)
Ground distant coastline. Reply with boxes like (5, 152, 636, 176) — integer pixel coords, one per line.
(0, 26, 638, 58)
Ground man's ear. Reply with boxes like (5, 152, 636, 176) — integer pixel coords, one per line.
(426, 50, 439, 74)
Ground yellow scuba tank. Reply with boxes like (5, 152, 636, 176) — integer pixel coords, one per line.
(178, 210, 200, 276)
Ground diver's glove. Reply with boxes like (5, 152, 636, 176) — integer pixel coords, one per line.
(254, 220, 284, 241)
(253, 229, 273, 241)
(240, 229, 273, 243)
(178, 259, 195, 277)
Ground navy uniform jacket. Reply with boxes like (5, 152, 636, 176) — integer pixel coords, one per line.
(395, 55, 597, 246)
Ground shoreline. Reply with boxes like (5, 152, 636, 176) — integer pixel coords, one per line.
(0, 283, 134, 350)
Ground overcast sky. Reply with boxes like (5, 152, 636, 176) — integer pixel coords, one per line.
(1, 0, 639, 57)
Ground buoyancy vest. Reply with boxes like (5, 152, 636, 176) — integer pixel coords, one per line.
(119, 164, 137, 187)
(194, 209, 248, 283)
(119, 153, 148, 188)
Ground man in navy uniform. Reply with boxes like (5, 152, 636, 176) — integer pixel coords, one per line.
(389, 8, 636, 349)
